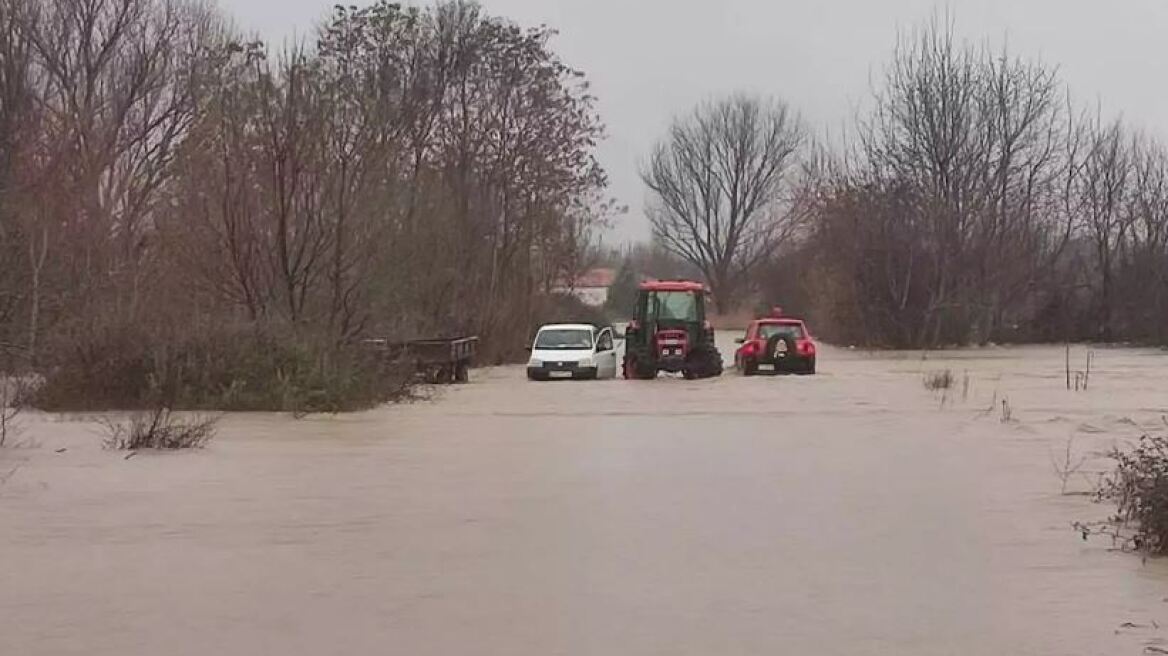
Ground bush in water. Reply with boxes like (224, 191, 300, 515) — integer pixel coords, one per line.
(29, 322, 414, 414)
(922, 369, 954, 392)
(102, 408, 217, 451)
(1079, 434, 1168, 556)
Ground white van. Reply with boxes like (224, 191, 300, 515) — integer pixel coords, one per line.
(526, 324, 618, 380)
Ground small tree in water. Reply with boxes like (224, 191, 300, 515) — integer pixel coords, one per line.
(1078, 434, 1168, 556)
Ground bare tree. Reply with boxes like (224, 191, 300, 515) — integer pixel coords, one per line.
(0, 0, 611, 407)
(19, 0, 216, 326)
(0, 0, 35, 345)
(1122, 134, 1168, 341)
(643, 94, 806, 311)
(1069, 113, 1130, 336)
(802, 16, 1073, 347)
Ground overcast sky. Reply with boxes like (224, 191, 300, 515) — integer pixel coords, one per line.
(222, 0, 1168, 243)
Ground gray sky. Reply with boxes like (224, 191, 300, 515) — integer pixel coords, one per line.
(223, 0, 1168, 243)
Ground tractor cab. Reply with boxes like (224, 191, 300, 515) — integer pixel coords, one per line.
(623, 281, 723, 380)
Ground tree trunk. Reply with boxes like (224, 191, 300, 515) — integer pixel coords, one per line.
(26, 225, 46, 364)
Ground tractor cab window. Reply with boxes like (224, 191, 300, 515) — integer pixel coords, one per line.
(535, 329, 594, 350)
(653, 292, 699, 322)
(759, 323, 805, 340)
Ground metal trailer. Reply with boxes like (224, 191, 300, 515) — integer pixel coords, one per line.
(367, 336, 479, 384)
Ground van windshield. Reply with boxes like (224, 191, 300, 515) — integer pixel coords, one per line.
(534, 329, 594, 350)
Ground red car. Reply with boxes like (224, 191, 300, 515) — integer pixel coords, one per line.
(734, 312, 817, 375)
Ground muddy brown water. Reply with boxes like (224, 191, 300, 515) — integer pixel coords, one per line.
(3, 338, 1168, 655)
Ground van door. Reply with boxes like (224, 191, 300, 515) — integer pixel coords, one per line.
(596, 328, 618, 379)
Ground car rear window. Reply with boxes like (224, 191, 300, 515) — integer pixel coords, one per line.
(759, 323, 805, 340)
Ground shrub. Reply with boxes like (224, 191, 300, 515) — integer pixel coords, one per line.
(0, 349, 33, 448)
(1087, 435, 1168, 556)
(1, 379, 20, 448)
(922, 369, 954, 391)
(102, 407, 217, 451)
(30, 322, 414, 413)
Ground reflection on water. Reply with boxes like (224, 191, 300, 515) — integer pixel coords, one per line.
(2, 340, 1167, 655)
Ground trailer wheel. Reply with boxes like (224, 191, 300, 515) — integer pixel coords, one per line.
(454, 362, 470, 383)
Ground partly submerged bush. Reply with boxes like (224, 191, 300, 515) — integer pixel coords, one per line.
(102, 408, 217, 451)
(31, 322, 413, 413)
(1079, 434, 1168, 556)
(922, 369, 954, 391)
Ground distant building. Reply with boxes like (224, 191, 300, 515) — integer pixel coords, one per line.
(554, 267, 616, 307)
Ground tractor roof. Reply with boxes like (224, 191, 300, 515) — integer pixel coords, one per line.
(639, 280, 708, 293)
(755, 318, 805, 326)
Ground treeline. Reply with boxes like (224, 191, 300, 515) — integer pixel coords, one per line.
(0, 0, 608, 409)
(791, 20, 1168, 347)
(643, 18, 1168, 349)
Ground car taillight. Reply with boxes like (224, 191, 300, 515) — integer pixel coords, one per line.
(799, 341, 816, 355)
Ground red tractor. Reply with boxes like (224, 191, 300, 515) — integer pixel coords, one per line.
(622, 281, 724, 380)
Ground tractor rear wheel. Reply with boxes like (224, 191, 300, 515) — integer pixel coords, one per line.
(623, 355, 656, 380)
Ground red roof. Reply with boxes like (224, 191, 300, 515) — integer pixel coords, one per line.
(639, 280, 708, 292)
(572, 268, 616, 289)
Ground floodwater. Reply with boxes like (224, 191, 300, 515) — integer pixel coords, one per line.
(3, 336, 1168, 655)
